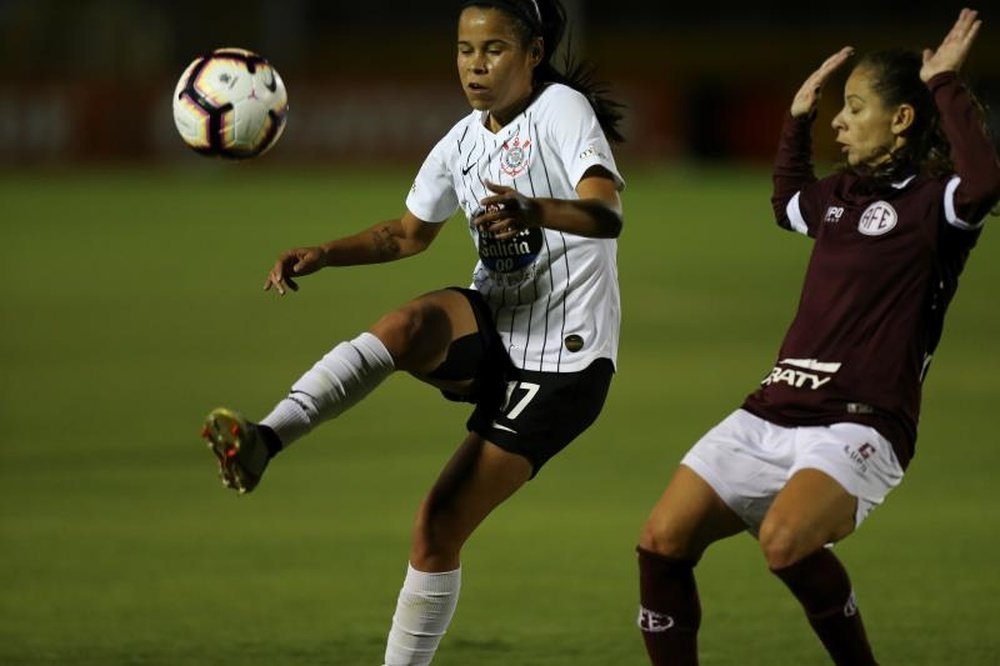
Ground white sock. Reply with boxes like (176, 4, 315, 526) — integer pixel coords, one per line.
(383, 564, 462, 666)
(260, 332, 395, 447)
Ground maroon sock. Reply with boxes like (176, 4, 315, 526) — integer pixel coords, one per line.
(637, 546, 700, 666)
(772, 548, 878, 666)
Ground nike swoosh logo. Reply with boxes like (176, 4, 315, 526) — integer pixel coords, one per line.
(263, 71, 277, 94)
(461, 163, 475, 176)
(491, 421, 517, 434)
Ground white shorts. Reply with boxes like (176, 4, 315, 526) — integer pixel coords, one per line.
(681, 409, 904, 534)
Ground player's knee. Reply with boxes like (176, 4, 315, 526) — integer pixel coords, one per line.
(638, 515, 698, 560)
(371, 307, 426, 368)
(759, 517, 811, 570)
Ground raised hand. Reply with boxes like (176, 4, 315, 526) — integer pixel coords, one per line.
(263, 246, 326, 295)
(473, 181, 542, 241)
(790, 46, 854, 118)
(921, 8, 982, 82)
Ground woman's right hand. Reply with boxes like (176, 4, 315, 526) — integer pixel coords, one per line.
(790, 46, 854, 118)
(264, 246, 326, 295)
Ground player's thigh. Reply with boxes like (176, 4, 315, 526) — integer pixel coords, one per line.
(759, 468, 857, 568)
(640, 465, 747, 561)
(760, 422, 903, 567)
(369, 287, 479, 374)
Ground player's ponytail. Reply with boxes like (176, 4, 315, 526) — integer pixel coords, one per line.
(460, 0, 625, 143)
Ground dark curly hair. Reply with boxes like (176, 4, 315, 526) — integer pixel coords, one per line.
(460, 0, 625, 143)
(852, 50, 954, 182)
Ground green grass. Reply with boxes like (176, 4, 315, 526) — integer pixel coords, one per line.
(1, 164, 998, 665)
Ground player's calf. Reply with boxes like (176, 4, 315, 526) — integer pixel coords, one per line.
(771, 548, 878, 666)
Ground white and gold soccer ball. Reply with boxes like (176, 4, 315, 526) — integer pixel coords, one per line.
(173, 48, 288, 159)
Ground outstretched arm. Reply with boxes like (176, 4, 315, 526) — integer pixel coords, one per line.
(471, 166, 623, 241)
(922, 8, 1000, 223)
(263, 210, 443, 295)
(772, 47, 854, 229)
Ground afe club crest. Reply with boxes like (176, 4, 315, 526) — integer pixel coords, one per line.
(500, 136, 532, 177)
(857, 201, 898, 236)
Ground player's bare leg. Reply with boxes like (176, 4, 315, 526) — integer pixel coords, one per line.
(201, 289, 480, 493)
(637, 465, 746, 665)
(411, 433, 533, 571)
(384, 433, 532, 666)
(760, 468, 856, 567)
(762, 469, 877, 666)
(370, 288, 480, 384)
(269, 287, 480, 439)
(379, 284, 535, 665)
(640, 465, 746, 559)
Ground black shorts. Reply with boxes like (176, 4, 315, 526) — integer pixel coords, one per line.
(443, 288, 615, 477)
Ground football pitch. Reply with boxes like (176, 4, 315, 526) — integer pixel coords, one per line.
(1, 165, 997, 665)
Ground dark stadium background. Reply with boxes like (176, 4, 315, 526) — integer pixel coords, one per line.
(2, 0, 997, 166)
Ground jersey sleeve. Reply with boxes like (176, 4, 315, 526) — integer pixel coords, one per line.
(929, 72, 1000, 231)
(772, 112, 823, 237)
(405, 135, 460, 223)
(547, 87, 624, 191)
(783, 178, 841, 238)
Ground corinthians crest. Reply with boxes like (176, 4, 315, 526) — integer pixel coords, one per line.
(500, 135, 532, 177)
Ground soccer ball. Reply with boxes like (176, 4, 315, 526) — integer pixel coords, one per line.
(173, 48, 288, 159)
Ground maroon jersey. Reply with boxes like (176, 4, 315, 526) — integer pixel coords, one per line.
(743, 72, 1000, 469)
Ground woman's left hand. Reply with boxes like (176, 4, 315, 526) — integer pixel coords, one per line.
(473, 182, 542, 240)
(921, 8, 982, 82)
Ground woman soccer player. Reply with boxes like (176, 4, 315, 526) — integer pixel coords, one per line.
(201, 1, 625, 664)
(636, 9, 999, 666)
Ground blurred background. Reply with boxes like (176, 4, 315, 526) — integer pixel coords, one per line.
(2, 0, 998, 166)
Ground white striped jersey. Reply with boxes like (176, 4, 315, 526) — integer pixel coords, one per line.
(406, 83, 624, 373)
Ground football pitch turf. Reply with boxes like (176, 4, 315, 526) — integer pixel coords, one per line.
(1, 165, 998, 665)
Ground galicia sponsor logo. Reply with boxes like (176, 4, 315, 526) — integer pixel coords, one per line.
(479, 238, 532, 259)
(478, 227, 542, 273)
